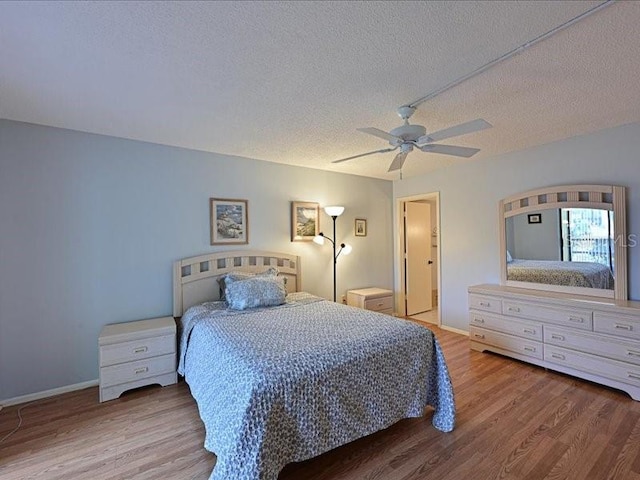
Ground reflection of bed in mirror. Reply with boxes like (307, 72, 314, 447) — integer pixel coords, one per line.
(500, 184, 627, 299)
(506, 258, 614, 289)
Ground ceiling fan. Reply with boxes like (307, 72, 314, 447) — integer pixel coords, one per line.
(332, 106, 492, 172)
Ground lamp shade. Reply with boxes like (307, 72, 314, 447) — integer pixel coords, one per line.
(342, 244, 353, 255)
(313, 234, 325, 245)
(324, 206, 345, 217)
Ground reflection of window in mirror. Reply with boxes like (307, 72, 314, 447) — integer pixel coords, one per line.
(560, 208, 614, 271)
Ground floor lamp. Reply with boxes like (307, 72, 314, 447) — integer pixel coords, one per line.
(313, 206, 352, 302)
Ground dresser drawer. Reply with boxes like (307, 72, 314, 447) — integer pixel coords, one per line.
(469, 312, 542, 341)
(502, 300, 593, 331)
(469, 294, 501, 314)
(100, 353, 176, 388)
(545, 326, 640, 366)
(594, 312, 640, 340)
(99, 334, 175, 367)
(364, 295, 393, 312)
(544, 345, 640, 387)
(470, 326, 543, 360)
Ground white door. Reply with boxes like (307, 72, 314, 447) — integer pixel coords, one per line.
(405, 202, 433, 315)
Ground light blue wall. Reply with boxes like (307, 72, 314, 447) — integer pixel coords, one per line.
(394, 122, 640, 332)
(0, 120, 393, 400)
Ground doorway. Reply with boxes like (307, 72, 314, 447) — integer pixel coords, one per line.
(396, 193, 440, 325)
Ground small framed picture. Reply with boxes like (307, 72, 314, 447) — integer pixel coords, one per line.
(355, 218, 367, 236)
(210, 198, 248, 245)
(291, 201, 319, 241)
(528, 213, 542, 224)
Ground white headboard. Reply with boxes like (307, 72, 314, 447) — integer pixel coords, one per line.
(173, 250, 301, 317)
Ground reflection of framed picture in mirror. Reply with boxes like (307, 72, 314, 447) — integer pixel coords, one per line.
(355, 218, 367, 236)
(210, 198, 248, 245)
(291, 201, 319, 241)
(527, 213, 541, 224)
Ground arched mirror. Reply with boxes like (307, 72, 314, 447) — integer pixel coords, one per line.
(499, 185, 627, 300)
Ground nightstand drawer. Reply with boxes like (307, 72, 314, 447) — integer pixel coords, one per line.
(100, 334, 175, 367)
(364, 296, 393, 312)
(100, 353, 176, 388)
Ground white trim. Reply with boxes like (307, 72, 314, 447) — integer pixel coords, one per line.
(1, 379, 98, 406)
(440, 325, 469, 336)
(395, 192, 441, 327)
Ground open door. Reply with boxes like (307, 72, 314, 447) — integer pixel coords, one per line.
(404, 201, 433, 315)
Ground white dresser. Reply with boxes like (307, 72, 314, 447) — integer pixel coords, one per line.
(469, 284, 640, 401)
(98, 316, 177, 402)
(347, 287, 394, 315)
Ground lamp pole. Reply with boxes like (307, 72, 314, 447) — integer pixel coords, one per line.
(313, 206, 350, 302)
(331, 214, 338, 302)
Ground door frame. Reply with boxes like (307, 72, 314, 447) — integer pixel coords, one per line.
(395, 192, 441, 324)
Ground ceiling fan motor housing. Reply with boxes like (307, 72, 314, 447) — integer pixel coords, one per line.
(389, 124, 427, 144)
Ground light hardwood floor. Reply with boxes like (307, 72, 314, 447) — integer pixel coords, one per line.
(2, 324, 640, 479)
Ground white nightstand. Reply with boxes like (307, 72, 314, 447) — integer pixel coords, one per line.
(347, 288, 394, 315)
(98, 316, 177, 402)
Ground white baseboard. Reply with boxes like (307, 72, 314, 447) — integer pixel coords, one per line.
(1, 379, 98, 407)
(440, 325, 469, 336)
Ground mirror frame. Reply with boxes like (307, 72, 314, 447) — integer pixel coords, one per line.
(499, 184, 627, 300)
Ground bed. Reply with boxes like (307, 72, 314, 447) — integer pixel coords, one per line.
(506, 258, 614, 289)
(174, 251, 455, 480)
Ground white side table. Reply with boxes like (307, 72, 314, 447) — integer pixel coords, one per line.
(98, 316, 177, 402)
(347, 288, 394, 315)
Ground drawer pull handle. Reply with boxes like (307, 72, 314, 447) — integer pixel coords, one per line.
(479, 302, 491, 307)
(523, 346, 536, 352)
(473, 333, 485, 339)
(523, 328, 536, 335)
(615, 324, 633, 331)
(376, 302, 384, 307)
(134, 367, 149, 375)
(473, 318, 485, 324)
(568, 317, 584, 323)
(628, 373, 640, 381)
(627, 351, 640, 358)
(551, 353, 565, 360)
(133, 346, 148, 354)
(508, 306, 521, 313)
(551, 334, 565, 341)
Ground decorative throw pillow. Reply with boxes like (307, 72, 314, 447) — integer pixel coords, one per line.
(225, 276, 286, 310)
(217, 267, 279, 300)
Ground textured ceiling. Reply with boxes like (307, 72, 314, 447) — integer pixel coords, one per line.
(1, 1, 639, 180)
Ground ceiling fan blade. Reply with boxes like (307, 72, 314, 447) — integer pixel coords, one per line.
(417, 118, 492, 144)
(388, 151, 409, 172)
(332, 147, 397, 164)
(419, 144, 481, 158)
(357, 127, 403, 144)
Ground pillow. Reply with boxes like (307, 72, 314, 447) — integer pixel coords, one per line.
(506, 250, 513, 263)
(225, 276, 286, 310)
(217, 267, 279, 300)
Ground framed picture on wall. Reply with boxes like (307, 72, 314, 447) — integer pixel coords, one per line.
(355, 218, 367, 236)
(528, 213, 542, 224)
(291, 201, 319, 241)
(210, 198, 248, 245)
